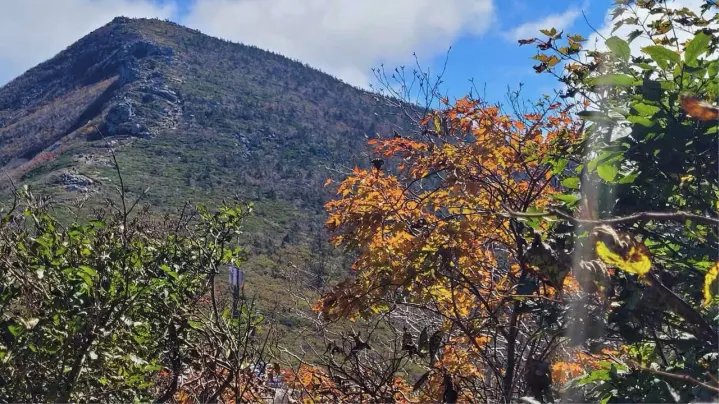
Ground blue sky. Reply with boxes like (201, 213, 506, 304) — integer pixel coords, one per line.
(416, 0, 612, 103)
(1, 0, 619, 104)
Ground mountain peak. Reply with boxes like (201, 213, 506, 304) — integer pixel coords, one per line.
(0, 17, 403, 183)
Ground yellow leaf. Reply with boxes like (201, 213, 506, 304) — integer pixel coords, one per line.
(703, 261, 719, 306)
(595, 240, 651, 276)
(324, 178, 333, 187)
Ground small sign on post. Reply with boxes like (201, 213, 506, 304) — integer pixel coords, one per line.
(229, 265, 244, 317)
(228, 265, 245, 289)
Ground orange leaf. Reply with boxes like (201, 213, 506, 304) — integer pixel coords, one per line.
(681, 96, 719, 121)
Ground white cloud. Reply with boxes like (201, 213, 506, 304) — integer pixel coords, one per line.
(504, 5, 583, 42)
(0, 0, 497, 90)
(0, 0, 175, 85)
(183, 0, 495, 88)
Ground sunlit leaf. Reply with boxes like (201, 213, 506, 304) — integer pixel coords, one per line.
(596, 240, 651, 276)
(552, 193, 581, 206)
(591, 74, 636, 87)
(631, 102, 660, 117)
(627, 115, 654, 127)
(597, 163, 618, 182)
(7, 324, 22, 337)
(606, 36, 631, 62)
(641, 45, 680, 69)
(703, 261, 718, 306)
(561, 177, 580, 189)
(684, 31, 710, 66)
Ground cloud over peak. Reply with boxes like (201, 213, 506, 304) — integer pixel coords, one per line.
(0, 0, 176, 84)
(0, 0, 496, 89)
(184, 0, 495, 88)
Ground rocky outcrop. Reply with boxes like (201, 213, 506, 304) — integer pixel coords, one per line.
(101, 38, 183, 137)
(105, 97, 151, 137)
(53, 169, 96, 193)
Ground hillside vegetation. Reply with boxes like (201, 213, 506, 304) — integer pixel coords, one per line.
(0, 17, 407, 329)
(1, 1, 718, 403)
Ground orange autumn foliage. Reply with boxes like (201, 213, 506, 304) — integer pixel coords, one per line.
(317, 97, 582, 319)
(551, 348, 621, 384)
(316, 96, 584, 400)
(284, 365, 421, 403)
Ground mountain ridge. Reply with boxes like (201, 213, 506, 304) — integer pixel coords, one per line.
(0, 16, 409, 327)
(0, 17, 395, 171)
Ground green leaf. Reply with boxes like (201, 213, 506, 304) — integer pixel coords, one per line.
(591, 74, 636, 87)
(685, 31, 710, 66)
(89, 219, 105, 228)
(627, 29, 642, 43)
(77, 271, 93, 287)
(7, 324, 22, 337)
(618, 173, 638, 184)
(631, 102, 660, 117)
(606, 36, 631, 62)
(641, 46, 680, 69)
(575, 369, 610, 387)
(79, 265, 98, 279)
(709, 60, 718, 80)
(577, 110, 615, 123)
(597, 163, 618, 182)
(561, 177, 580, 189)
(627, 115, 655, 127)
(160, 264, 179, 281)
(552, 194, 581, 206)
(188, 320, 204, 330)
(549, 157, 569, 174)
(658, 80, 675, 90)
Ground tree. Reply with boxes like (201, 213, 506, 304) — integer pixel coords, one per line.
(315, 92, 584, 402)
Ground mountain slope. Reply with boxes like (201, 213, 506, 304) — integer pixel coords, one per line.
(0, 17, 406, 328)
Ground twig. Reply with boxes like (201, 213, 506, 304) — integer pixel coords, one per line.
(93, 125, 129, 240)
(507, 208, 719, 227)
(582, 10, 606, 42)
(630, 361, 719, 393)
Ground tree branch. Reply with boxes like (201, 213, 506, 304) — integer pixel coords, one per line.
(507, 209, 719, 227)
(630, 361, 719, 393)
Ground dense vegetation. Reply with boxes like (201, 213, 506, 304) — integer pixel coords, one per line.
(0, 0, 717, 403)
(301, 1, 718, 402)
